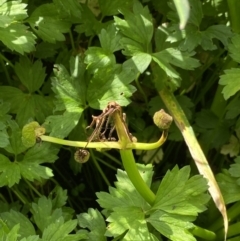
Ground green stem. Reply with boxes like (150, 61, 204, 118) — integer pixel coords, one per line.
(227, 0, 240, 33)
(40, 134, 167, 150)
(191, 226, 216, 240)
(216, 222, 240, 239)
(120, 150, 155, 205)
(210, 201, 240, 231)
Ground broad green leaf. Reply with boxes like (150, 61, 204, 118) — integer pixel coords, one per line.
(74, 4, 108, 36)
(0, 154, 21, 187)
(84, 47, 116, 73)
(0, 86, 25, 113)
(19, 143, 58, 181)
(32, 196, 63, 232)
(50, 186, 68, 209)
(97, 164, 153, 211)
(148, 211, 195, 241)
(53, 0, 82, 23)
(0, 210, 35, 238)
(52, 64, 85, 111)
(27, 4, 71, 43)
(5, 120, 26, 155)
(106, 206, 154, 240)
(14, 57, 46, 93)
(0, 23, 36, 54)
(41, 218, 78, 241)
(35, 42, 60, 59)
(217, 170, 240, 204)
(0, 87, 53, 127)
(0, 0, 27, 20)
(99, 24, 122, 52)
(114, 1, 153, 53)
(44, 61, 85, 138)
(19, 236, 40, 241)
(167, 23, 232, 52)
(220, 135, 240, 157)
(0, 224, 19, 241)
(0, 101, 11, 148)
(131, 53, 152, 73)
(153, 166, 209, 216)
(219, 69, 240, 100)
(195, 109, 230, 150)
(99, 0, 132, 16)
(0, 127, 9, 148)
(172, 0, 190, 29)
(87, 64, 137, 109)
(228, 34, 240, 63)
(229, 157, 240, 184)
(152, 48, 200, 79)
(78, 208, 106, 241)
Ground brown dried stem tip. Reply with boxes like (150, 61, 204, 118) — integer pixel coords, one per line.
(153, 109, 173, 130)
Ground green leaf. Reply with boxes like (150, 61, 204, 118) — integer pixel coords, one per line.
(19, 236, 40, 241)
(219, 68, 240, 100)
(27, 3, 71, 43)
(0, 23, 36, 54)
(0, 86, 53, 127)
(32, 196, 63, 232)
(153, 166, 209, 215)
(147, 166, 209, 241)
(87, 63, 137, 109)
(74, 4, 108, 36)
(42, 218, 78, 241)
(148, 211, 195, 241)
(228, 34, 240, 63)
(195, 109, 230, 149)
(220, 135, 240, 157)
(99, 24, 122, 52)
(0, 210, 35, 238)
(97, 164, 153, 211)
(53, 0, 82, 23)
(131, 53, 152, 73)
(14, 57, 46, 93)
(106, 206, 155, 240)
(229, 157, 240, 184)
(0, 101, 11, 148)
(19, 143, 58, 181)
(50, 186, 68, 209)
(0, 0, 28, 21)
(78, 208, 107, 241)
(0, 223, 19, 241)
(152, 48, 200, 79)
(44, 60, 85, 138)
(5, 120, 26, 155)
(114, 1, 153, 53)
(84, 47, 116, 73)
(99, 0, 132, 16)
(217, 170, 240, 204)
(0, 154, 21, 187)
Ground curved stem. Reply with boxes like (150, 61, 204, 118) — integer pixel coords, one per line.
(120, 150, 155, 205)
(39, 133, 168, 150)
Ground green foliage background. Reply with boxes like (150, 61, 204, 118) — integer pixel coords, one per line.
(1, 0, 240, 240)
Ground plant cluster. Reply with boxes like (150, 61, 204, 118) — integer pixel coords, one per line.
(1, 0, 240, 240)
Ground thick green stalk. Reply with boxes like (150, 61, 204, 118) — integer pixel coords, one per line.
(227, 0, 240, 33)
(120, 150, 155, 205)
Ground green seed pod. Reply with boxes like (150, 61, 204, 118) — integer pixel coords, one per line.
(22, 122, 39, 148)
(153, 109, 173, 130)
(74, 149, 90, 163)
